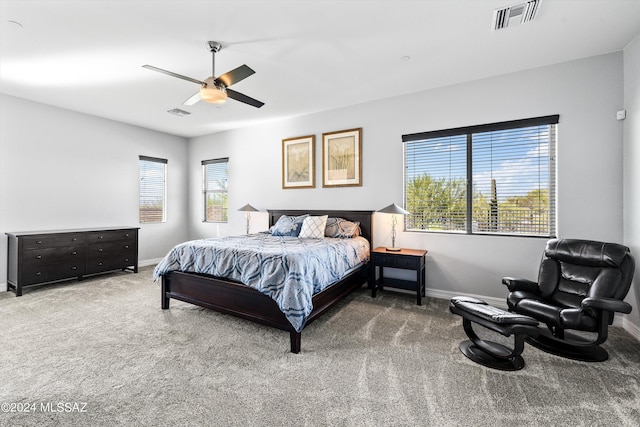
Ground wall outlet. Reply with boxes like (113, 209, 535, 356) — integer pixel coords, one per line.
(616, 109, 626, 120)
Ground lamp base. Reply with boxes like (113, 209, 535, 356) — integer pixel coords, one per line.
(385, 247, 402, 252)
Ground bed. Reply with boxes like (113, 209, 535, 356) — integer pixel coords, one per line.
(155, 209, 373, 353)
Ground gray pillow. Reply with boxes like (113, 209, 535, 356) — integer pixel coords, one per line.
(325, 217, 361, 238)
(271, 214, 309, 237)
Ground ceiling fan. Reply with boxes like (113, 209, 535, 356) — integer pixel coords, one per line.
(143, 41, 264, 108)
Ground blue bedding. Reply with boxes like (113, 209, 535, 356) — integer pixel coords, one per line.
(153, 233, 370, 332)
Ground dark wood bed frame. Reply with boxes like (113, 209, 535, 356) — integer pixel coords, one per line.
(160, 209, 374, 353)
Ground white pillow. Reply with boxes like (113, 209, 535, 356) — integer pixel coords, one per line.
(298, 215, 328, 239)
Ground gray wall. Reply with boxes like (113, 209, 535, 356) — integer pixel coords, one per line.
(188, 52, 635, 327)
(0, 95, 189, 288)
(623, 35, 640, 334)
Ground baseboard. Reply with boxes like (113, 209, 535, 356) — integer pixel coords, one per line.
(424, 288, 508, 309)
(622, 317, 640, 341)
(139, 258, 162, 267)
(0, 282, 6, 293)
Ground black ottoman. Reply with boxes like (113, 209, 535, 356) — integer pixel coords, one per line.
(450, 296, 540, 371)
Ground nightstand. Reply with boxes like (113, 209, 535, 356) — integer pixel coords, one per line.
(369, 247, 428, 305)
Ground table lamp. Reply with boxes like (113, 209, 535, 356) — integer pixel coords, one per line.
(377, 203, 410, 251)
(238, 204, 259, 234)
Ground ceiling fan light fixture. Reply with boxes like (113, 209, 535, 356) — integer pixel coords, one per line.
(200, 84, 227, 104)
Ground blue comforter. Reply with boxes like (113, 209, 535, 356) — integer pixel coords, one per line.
(153, 233, 370, 332)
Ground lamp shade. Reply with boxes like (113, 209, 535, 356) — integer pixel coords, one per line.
(238, 204, 259, 212)
(377, 203, 410, 215)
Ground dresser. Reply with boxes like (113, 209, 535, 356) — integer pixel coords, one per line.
(6, 227, 139, 296)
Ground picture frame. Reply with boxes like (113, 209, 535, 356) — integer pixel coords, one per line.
(282, 135, 315, 189)
(322, 128, 362, 187)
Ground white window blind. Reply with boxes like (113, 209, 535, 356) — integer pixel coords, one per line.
(203, 158, 229, 222)
(139, 156, 167, 223)
(403, 115, 558, 237)
(405, 135, 467, 232)
(472, 125, 556, 235)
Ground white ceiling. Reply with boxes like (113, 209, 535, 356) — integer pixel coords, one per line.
(1, 0, 639, 138)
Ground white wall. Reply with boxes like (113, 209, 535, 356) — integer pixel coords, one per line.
(188, 52, 631, 317)
(0, 95, 189, 289)
(623, 35, 640, 332)
(1, 49, 635, 334)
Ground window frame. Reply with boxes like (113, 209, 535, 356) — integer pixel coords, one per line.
(403, 115, 558, 238)
(202, 157, 229, 223)
(138, 155, 168, 224)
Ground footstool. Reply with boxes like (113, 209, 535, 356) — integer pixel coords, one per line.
(449, 296, 540, 371)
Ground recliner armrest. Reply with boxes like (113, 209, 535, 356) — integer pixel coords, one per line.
(502, 277, 538, 293)
(582, 297, 632, 314)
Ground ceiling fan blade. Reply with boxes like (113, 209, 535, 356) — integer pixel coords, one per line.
(226, 89, 265, 108)
(182, 92, 201, 106)
(142, 65, 205, 86)
(215, 65, 255, 88)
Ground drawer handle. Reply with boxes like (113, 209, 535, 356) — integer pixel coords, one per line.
(36, 241, 43, 245)
(71, 251, 77, 255)
(98, 236, 104, 239)
(98, 248, 103, 252)
(124, 245, 129, 249)
(125, 233, 129, 237)
(72, 238, 77, 241)
(35, 272, 42, 276)
(124, 258, 129, 262)
(98, 262, 103, 266)
(71, 266, 77, 270)
(36, 255, 42, 259)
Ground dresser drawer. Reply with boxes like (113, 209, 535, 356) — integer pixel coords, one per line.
(87, 241, 135, 257)
(374, 254, 421, 269)
(86, 230, 136, 243)
(22, 233, 86, 250)
(22, 246, 86, 267)
(86, 254, 137, 274)
(23, 262, 85, 285)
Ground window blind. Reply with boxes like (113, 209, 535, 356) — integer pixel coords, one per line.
(471, 125, 556, 236)
(405, 135, 467, 232)
(403, 115, 558, 237)
(202, 158, 229, 222)
(139, 156, 167, 223)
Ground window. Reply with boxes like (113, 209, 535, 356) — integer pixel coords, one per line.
(403, 115, 558, 237)
(203, 158, 229, 222)
(139, 156, 167, 223)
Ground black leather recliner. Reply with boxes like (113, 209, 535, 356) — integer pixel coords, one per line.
(504, 238, 635, 362)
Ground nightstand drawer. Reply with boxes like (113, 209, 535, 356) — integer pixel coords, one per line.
(374, 253, 420, 269)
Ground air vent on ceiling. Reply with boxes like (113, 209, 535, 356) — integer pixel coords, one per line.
(492, 0, 540, 31)
(167, 108, 191, 117)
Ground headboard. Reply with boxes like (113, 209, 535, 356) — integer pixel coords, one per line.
(267, 209, 374, 243)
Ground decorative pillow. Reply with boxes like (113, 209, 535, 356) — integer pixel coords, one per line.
(299, 215, 328, 239)
(270, 214, 309, 237)
(325, 217, 361, 238)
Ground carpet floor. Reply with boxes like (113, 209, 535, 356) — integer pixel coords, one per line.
(1, 266, 639, 426)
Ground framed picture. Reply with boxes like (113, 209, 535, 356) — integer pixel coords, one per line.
(282, 135, 315, 189)
(322, 128, 362, 187)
